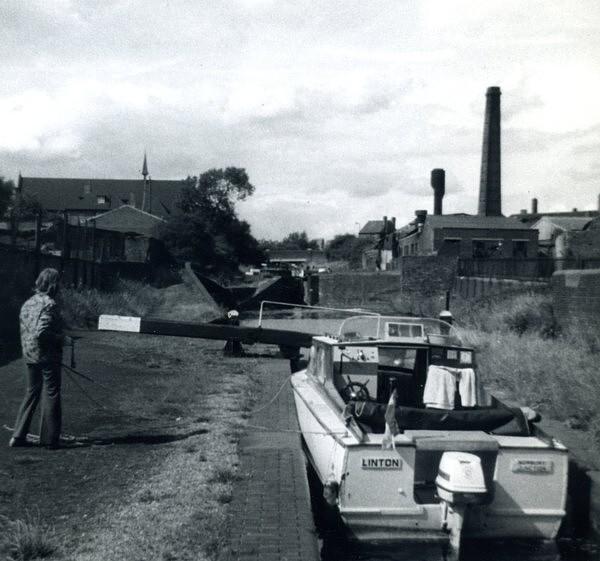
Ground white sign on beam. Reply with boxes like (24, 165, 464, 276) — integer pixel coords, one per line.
(98, 315, 141, 333)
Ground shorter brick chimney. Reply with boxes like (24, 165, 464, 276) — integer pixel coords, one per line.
(531, 198, 538, 214)
(431, 169, 445, 215)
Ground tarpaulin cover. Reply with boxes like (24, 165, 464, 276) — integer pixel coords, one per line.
(345, 401, 530, 436)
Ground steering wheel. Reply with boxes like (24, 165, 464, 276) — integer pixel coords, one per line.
(340, 381, 371, 402)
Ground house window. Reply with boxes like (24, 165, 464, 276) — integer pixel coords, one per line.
(97, 195, 110, 205)
(513, 240, 528, 258)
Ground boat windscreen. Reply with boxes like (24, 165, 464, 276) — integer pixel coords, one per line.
(338, 316, 463, 346)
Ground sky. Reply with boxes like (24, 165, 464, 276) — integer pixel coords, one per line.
(1, 0, 600, 240)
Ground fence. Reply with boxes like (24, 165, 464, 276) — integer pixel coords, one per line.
(457, 257, 600, 281)
(0, 243, 153, 290)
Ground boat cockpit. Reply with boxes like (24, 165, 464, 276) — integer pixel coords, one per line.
(305, 315, 533, 437)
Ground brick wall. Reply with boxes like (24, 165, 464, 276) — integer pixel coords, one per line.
(317, 256, 457, 312)
(552, 268, 600, 329)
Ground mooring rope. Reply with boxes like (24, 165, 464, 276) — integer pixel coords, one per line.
(241, 422, 349, 436)
(246, 375, 292, 415)
(64, 367, 112, 411)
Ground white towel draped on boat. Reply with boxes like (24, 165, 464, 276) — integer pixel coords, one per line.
(423, 365, 456, 409)
(423, 365, 480, 409)
(458, 368, 477, 407)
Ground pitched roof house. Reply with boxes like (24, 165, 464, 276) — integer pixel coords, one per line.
(72, 205, 170, 264)
(85, 205, 165, 237)
(17, 175, 185, 219)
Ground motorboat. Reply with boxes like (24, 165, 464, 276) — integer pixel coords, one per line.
(290, 313, 568, 554)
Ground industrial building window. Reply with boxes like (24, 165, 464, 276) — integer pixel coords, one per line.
(83, 184, 91, 195)
(472, 240, 502, 258)
(512, 240, 528, 258)
(440, 238, 461, 256)
(97, 195, 110, 205)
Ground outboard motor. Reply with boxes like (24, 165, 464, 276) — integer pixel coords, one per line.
(436, 452, 488, 555)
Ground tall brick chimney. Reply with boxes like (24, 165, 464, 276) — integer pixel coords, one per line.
(431, 168, 445, 215)
(478, 86, 502, 216)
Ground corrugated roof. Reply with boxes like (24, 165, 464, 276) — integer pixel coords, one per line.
(532, 216, 594, 231)
(425, 214, 532, 230)
(85, 205, 165, 237)
(19, 177, 185, 218)
(510, 210, 599, 224)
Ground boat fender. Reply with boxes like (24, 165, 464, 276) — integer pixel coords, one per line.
(323, 480, 339, 506)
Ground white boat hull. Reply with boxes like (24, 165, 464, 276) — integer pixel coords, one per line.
(292, 370, 568, 543)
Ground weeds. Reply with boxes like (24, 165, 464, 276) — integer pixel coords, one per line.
(61, 279, 163, 328)
(455, 290, 600, 450)
(0, 512, 58, 561)
(209, 467, 238, 485)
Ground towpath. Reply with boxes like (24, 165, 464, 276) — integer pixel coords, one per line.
(224, 355, 320, 561)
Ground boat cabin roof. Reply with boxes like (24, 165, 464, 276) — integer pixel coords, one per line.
(320, 315, 467, 349)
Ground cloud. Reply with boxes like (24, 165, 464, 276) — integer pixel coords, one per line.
(1, 1, 600, 239)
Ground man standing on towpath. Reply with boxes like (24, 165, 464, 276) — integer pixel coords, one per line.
(9, 268, 65, 450)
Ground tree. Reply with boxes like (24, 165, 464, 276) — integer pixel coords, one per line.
(326, 233, 372, 268)
(13, 193, 43, 220)
(158, 168, 264, 275)
(260, 231, 320, 251)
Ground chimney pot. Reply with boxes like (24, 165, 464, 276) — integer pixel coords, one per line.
(415, 210, 427, 225)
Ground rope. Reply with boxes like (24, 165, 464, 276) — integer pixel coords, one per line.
(61, 363, 113, 392)
(64, 368, 111, 411)
(247, 375, 291, 415)
(240, 423, 348, 436)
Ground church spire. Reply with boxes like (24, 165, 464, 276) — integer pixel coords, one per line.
(141, 151, 150, 212)
(142, 151, 148, 178)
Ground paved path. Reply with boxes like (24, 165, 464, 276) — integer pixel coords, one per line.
(225, 357, 320, 561)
